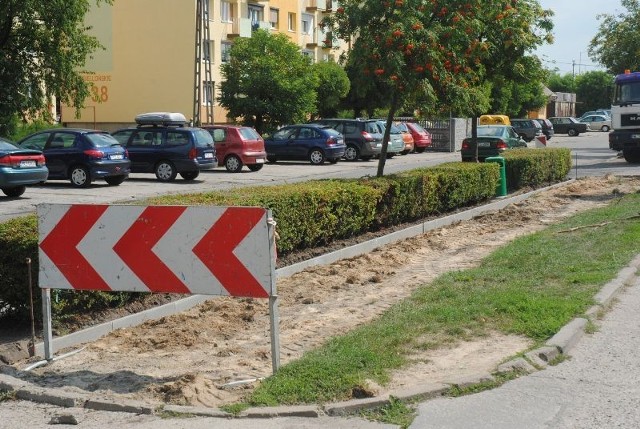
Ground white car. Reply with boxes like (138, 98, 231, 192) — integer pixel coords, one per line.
(578, 114, 612, 132)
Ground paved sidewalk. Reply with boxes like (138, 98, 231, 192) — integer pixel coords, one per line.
(410, 271, 640, 428)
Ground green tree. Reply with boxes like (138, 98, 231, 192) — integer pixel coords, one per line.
(0, 0, 108, 136)
(311, 61, 350, 119)
(546, 71, 576, 93)
(324, 0, 553, 175)
(218, 29, 318, 135)
(489, 56, 548, 117)
(589, 0, 640, 74)
(575, 71, 615, 115)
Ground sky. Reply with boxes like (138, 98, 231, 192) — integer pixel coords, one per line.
(535, 0, 625, 75)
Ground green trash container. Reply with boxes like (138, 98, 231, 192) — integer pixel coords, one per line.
(485, 156, 507, 197)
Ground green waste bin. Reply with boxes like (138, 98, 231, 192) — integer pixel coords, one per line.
(485, 156, 507, 197)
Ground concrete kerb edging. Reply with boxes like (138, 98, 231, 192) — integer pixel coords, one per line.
(5, 178, 640, 419)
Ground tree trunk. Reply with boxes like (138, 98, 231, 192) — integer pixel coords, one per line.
(472, 115, 478, 162)
(376, 93, 399, 177)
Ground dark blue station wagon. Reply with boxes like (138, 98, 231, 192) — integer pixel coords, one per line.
(111, 112, 217, 182)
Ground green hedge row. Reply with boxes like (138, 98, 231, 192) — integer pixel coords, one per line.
(0, 148, 571, 322)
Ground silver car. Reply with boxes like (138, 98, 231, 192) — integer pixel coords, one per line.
(578, 114, 612, 132)
(376, 121, 406, 157)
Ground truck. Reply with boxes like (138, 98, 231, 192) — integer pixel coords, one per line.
(609, 70, 640, 162)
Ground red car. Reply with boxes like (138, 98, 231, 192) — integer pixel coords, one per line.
(203, 125, 267, 172)
(398, 122, 432, 153)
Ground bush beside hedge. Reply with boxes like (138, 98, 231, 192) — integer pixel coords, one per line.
(0, 148, 571, 322)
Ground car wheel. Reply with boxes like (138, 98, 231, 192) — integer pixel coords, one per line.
(225, 155, 243, 173)
(386, 152, 396, 158)
(105, 176, 126, 186)
(344, 145, 360, 161)
(415, 147, 426, 153)
(180, 171, 200, 180)
(70, 165, 91, 188)
(601, 125, 610, 132)
(155, 161, 177, 182)
(2, 186, 26, 197)
(401, 150, 410, 155)
(568, 128, 577, 137)
(267, 156, 277, 163)
(623, 149, 640, 163)
(309, 149, 325, 165)
(247, 163, 264, 172)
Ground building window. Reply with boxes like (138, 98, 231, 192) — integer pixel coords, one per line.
(270, 8, 279, 29)
(301, 14, 314, 35)
(204, 81, 214, 105)
(302, 50, 314, 61)
(288, 12, 296, 31)
(203, 39, 213, 62)
(249, 4, 263, 30)
(221, 41, 232, 63)
(221, 1, 233, 22)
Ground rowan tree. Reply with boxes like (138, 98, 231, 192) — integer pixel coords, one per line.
(0, 0, 109, 135)
(323, 0, 553, 174)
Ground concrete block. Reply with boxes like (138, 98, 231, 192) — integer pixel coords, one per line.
(324, 395, 392, 416)
(442, 373, 495, 389)
(16, 387, 83, 407)
(84, 398, 155, 414)
(546, 318, 587, 354)
(242, 405, 319, 418)
(163, 404, 232, 418)
(496, 357, 537, 375)
(390, 383, 449, 402)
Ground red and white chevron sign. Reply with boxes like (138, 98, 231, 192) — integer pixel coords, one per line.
(37, 204, 274, 298)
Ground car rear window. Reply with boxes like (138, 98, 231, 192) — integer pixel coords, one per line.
(410, 123, 428, 133)
(364, 122, 379, 133)
(323, 128, 342, 138)
(239, 127, 261, 140)
(86, 132, 122, 148)
(193, 129, 214, 148)
(477, 126, 504, 137)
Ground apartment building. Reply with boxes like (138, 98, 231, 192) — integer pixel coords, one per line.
(60, 0, 342, 131)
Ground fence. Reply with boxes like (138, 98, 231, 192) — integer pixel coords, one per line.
(395, 117, 472, 152)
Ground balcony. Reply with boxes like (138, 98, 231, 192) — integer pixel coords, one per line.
(305, 0, 325, 12)
(228, 17, 252, 38)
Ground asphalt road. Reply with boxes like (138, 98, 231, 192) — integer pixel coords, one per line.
(0, 130, 627, 223)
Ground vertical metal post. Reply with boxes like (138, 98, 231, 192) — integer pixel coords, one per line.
(41, 288, 53, 360)
(267, 211, 280, 373)
(26, 258, 36, 356)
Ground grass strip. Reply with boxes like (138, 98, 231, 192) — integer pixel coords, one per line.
(246, 192, 640, 406)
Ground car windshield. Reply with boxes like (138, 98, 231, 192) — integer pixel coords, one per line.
(86, 132, 122, 147)
(239, 127, 261, 140)
(193, 129, 214, 147)
(477, 127, 505, 137)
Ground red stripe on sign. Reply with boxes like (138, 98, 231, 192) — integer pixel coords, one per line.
(113, 206, 190, 294)
(40, 205, 111, 291)
(193, 207, 268, 298)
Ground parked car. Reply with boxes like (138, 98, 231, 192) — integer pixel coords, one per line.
(110, 112, 216, 182)
(396, 122, 433, 153)
(461, 125, 527, 162)
(393, 122, 415, 154)
(510, 119, 543, 142)
(202, 125, 266, 173)
(376, 121, 406, 157)
(578, 114, 612, 132)
(579, 109, 611, 119)
(548, 117, 589, 136)
(0, 137, 48, 197)
(18, 129, 130, 187)
(264, 124, 346, 165)
(310, 118, 384, 161)
(533, 118, 555, 140)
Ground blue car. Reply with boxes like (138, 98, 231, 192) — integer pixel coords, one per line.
(264, 124, 346, 165)
(18, 129, 130, 188)
(0, 137, 49, 197)
(111, 112, 217, 182)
